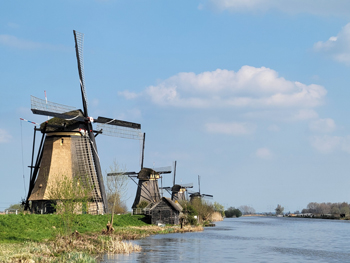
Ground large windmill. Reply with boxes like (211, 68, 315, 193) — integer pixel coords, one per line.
(160, 161, 193, 202)
(188, 175, 213, 202)
(24, 30, 142, 215)
(108, 133, 171, 209)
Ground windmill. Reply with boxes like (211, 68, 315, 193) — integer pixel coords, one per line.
(188, 175, 213, 202)
(108, 133, 171, 209)
(160, 161, 193, 202)
(24, 30, 142, 215)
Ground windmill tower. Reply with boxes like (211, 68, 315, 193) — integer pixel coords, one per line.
(24, 30, 142, 214)
(160, 161, 193, 202)
(188, 175, 213, 202)
(108, 133, 171, 209)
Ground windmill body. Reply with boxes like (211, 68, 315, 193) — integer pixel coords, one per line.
(159, 161, 193, 202)
(171, 184, 192, 202)
(108, 134, 171, 209)
(25, 31, 142, 214)
(188, 175, 213, 202)
(132, 168, 161, 208)
(28, 111, 104, 214)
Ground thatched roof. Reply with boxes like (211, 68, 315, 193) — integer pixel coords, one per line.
(138, 167, 157, 180)
(147, 197, 183, 212)
(40, 110, 84, 132)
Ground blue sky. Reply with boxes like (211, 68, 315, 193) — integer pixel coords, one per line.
(1, 0, 350, 213)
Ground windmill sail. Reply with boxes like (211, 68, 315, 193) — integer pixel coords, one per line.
(26, 30, 143, 215)
(73, 30, 88, 116)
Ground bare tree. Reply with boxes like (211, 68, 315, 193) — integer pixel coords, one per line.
(239, 205, 256, 215)
(275, 204, 284, 215)
(105, 161, 129, 232)
(47, 174, 91, 236)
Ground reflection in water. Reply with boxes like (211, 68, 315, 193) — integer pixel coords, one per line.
(102, 217, 350, 263)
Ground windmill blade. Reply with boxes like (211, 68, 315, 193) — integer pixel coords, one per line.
(95, 116, 141, 129)
(179, 183, 193, 188)
(187, 190, 198, 195)
(153, 166, 172, 174)
(141, 133, 145, 169)
(107, 171, 137, 176)
(173, 160, 177, 186)
(198, 175, 201, 194)
(201, 194, 214, 198)
(32, 109, 86, 122)
(159, 186, 172, 190)
(31, 96, 79, 119)
(73, 30, 89, 117)
(96, 123, 143, 140)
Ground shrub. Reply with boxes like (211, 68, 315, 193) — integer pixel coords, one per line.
(225, 207, 242, 218)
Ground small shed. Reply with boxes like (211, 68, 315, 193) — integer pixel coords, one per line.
(145, 197, 183, 225)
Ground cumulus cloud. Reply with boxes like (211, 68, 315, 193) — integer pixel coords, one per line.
(118, 90, 140, 100)
(290, 109, 319, 121)
(0, 34, 68, 51)
(267, 124, 280, 132)
(208, 0, 350, 16)
(205, 122, 256, 135)
(310, 135, 344, 153)
(255, 147, 273, 160)
(122, 66, 326, 110)
(117, 108, 142, 121)
(0, 129, 12, 143)
(313, 23, 350, 64)
(309, 118, 336, 133)
(242, 108, 318, 122)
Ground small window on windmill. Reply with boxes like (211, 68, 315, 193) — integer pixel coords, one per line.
(61, 138, 64, 145)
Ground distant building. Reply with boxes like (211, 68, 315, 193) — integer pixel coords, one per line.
(145, 197, 183, 225)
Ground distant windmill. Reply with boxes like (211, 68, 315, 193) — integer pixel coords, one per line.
(160, 161, 193, 202)
(108, 133, 171, 208)
(24, 30, 142, 214)
(188, 175, 213, 201)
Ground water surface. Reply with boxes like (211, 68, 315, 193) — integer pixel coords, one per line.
(103, 216, 350, 262)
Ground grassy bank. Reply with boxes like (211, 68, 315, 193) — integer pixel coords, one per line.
(0, 214, 203, 262)
(0, 213, 148, 243)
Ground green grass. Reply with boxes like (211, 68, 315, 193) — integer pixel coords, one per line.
(0, 213, 148, 243)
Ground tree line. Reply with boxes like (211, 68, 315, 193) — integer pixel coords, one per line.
(301, 202, 350, 215)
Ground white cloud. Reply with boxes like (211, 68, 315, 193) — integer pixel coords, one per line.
(7, 22, 19, 29)
(309, 118, 336, 133)
(313, 23, 350, 64)
(255, 147, 273, 160)
(208, 0, 350, 16)
(205, 122, 256, 135)
(310, 135, 350, 154)
(310, 135, 341, 153)
(267, 124, 280, 132)
(290, 109, 319, 121)
(118, 90, 140, 100)
(0, 34, 68, 51)
(134, 66, 326, 110)
(0, 129, 12, 143)
(242, 108, 318, 122)
(117, 108, 142, 121)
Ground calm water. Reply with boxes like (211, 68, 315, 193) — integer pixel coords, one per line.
(102, 216, 350, 262)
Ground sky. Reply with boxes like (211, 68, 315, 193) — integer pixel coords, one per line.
(1, 0, 350, 213)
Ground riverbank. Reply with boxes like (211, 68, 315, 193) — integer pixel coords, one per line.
(0, 214, 203, 262)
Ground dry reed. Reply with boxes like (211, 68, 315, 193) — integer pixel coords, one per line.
(0, 225, 202, 262)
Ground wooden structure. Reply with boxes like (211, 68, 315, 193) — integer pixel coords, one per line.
(108, 133, 171, 209)
(24, 30, 142, 214)
(159, 161, 193, 202)
(188, 175, 213, 202)
(145, 197, 183, 225)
